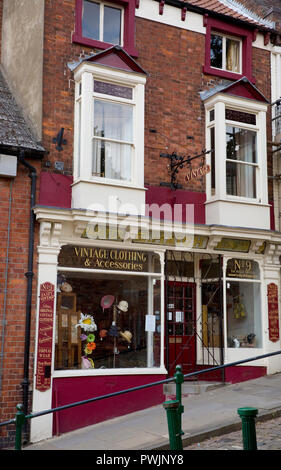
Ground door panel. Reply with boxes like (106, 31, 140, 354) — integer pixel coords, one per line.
(166, 281, 196, 376)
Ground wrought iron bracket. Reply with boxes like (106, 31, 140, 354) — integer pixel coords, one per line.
(160, 148, 211, 190)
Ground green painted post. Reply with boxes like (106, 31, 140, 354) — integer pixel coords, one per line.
(163, 400, 183, 450)
(174, 365, 184, 435)
(15, 404, 25, 451)
(237, 407, 258, 450)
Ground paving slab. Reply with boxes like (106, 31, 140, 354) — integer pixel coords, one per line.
(24, 373, 281, 451)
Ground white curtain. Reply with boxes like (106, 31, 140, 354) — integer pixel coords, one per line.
(93, 100, 133, 180)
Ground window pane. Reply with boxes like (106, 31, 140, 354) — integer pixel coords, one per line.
(94, 100, 133, 142)
(82, 1, 100, 40)
(55, 272, 161, 370)
(103, 6, 121, 45)
(226, 126, 256, 164)
(210, 34, 223, 69)
(93, 139, 131, 181)
(226, 281, 262, 348)
(210, 127, 215, 192)
(226, 38, 240, 73)
(226, 161, 256, 198)
(94, 81, 132, 100)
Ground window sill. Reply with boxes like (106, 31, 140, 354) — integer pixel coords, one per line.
(203, 65, 255, 83)
(205, 196, 270, 207)
(72, 177, 147, 192)
(72, 32, 138, 58)
(53, 367, 168, 378)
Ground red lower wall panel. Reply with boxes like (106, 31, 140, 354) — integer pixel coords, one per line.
(52, 374, 166, 435)
(224, 366, 267, 384)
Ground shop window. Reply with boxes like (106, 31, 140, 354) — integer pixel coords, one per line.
(55, 248, 162, 371)
(226, 259, 262, 349)
(203, 16, 254, 81)
(73, 0, 138, 57)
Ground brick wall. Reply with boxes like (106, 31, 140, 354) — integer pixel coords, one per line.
(0, 163, 40, 448)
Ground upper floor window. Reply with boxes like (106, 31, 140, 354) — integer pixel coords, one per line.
(82, 1, 123, 46)
(73, 56, 146, 188)
(203, 16, 254, 82)
(92, 81, 134, 181)
(73, 0, 138, 57)
(211, 33, 241, 74)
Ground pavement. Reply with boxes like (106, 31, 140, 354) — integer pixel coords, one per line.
(24, 372, 281, 451)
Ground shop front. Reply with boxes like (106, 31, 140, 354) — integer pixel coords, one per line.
(30, 208, 281, 442)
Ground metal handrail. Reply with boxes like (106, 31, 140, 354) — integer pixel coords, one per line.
(1, 349, 281, 449)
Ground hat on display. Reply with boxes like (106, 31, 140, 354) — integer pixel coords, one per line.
(99, 329, 108, 339)
(120, 330, 132, 343)
(117, 300, 128, 312)
(108, 324, 118, 337)
(60, 282, 73, 293)
(100, 295, 115, 311)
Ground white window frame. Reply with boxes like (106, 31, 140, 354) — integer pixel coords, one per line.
(210, 32, 242, 75)
(73, 62, 146, 191)
(92, 85, 134, 182)
(205, 94, 268, 206)
(82, 0, 124, 46)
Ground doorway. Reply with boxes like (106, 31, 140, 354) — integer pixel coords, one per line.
(166, 281, 196, 376)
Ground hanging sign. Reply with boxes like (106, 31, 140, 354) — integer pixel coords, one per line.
(35, 282, 55, 392)
(185, 164, 210, 182)
(267, 283, 280, 343)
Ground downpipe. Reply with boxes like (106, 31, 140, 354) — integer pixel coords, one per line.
(18, 151, 37, 426)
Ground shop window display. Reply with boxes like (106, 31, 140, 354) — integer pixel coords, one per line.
(226, 259, 262, 348)
(55, 272, 161, 370)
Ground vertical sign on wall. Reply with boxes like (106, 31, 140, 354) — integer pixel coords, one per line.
(267, 283, 280, 343)
(35, 282, 55, 391)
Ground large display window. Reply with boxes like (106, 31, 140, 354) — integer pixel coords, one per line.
(226, 258, 262, 349)
(55, 246, 162, 371)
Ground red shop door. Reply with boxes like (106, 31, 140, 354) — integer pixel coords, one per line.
(166, 282, 196, 376)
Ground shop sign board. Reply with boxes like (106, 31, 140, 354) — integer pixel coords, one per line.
(226, 259, 260, 280)
(267, 283, 280, 343)
(215, 238, 251, 253)
(35, 282, 55, 392)
(58, 245, 150, 272)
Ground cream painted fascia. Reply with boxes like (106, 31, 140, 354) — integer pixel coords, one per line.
(135, 0, 277, 53)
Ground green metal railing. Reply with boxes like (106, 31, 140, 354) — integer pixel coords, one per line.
(1, 349, 281, 450)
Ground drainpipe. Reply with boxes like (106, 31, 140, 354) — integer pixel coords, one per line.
(18, 150, 37, 421)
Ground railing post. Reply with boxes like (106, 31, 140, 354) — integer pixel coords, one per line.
(163, 400, 183, 450)
(15, 404, 26, 451)
(237, 407, 258, 450)
(174, 364, 184, 435)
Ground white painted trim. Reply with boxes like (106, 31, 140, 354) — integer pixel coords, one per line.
(53, 367, 167, 378)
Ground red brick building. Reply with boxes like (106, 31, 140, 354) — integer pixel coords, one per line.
(0, 0, 281, 447)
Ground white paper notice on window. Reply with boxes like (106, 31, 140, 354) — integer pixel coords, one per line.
(145, 315, 156, 332)
(176, 311, 184, 323)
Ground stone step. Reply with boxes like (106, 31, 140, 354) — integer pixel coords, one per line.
(163, 381, 226, 399)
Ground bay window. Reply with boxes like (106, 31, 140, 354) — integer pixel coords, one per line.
(226, 126, 257, 198)
(72, 57, 146, 214)
(203, 85, 270, 229)
(93, 93, 134, 181)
